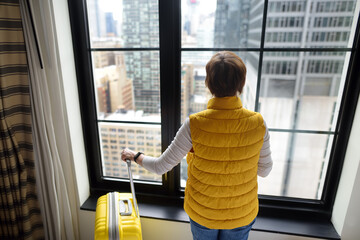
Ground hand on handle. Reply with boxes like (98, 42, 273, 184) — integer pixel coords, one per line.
(121, 148, 136, 162)
(121, 148, 144, 166)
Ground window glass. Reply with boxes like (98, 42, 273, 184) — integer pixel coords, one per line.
(260, 51, 350, 131)
(92, 51, 160, 120)
(258, 132, 334, 199)
(265, 0, 359, 48)
(99, 122, 162, 182)
(180, 0, 359, 200)
(87, 0, 161, 182)
(181, 51, 259, 123)
(83, 0, 360, 199)
(181, 0, 264, 48)
(87, 0, 159, 48)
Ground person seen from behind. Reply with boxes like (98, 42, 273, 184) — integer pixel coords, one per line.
(121, 51, 273, 240)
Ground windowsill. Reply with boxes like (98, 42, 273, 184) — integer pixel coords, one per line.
(81, 194, 340, 240)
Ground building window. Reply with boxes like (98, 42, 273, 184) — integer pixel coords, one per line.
(69, 0, 360, 219)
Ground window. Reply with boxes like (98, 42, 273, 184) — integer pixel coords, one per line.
(69, 0, 360, 220)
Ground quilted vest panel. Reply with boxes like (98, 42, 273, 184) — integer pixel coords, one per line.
(184, 96, 265, 229)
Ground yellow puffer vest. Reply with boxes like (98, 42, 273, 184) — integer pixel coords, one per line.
(184, 96, 265, 229)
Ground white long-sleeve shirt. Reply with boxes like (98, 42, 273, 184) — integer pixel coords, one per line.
(142, 118, 273, 177)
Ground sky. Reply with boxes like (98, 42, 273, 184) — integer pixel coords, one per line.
(99, 0, 123, 21)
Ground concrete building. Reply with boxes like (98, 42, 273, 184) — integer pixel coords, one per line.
(247, 0, 357, 198)
(100, 113, 162, 181)
(94, 53, 134, 116)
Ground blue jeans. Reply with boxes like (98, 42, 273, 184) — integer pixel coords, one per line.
(189, 218, 255, 240)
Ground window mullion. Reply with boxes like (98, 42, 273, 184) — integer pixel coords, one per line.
(255, 0, 269, 112)
(159, 0, 181, 195)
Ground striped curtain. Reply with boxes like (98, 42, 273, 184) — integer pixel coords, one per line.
(0, 0, 44, 239)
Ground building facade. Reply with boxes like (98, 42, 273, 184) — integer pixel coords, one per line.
(100, 121, 162, 181)
(122, 0, 160, 114)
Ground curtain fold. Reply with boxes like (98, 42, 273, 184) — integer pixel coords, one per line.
(0, 0, 44, 239)
(19, 0, 80, 239)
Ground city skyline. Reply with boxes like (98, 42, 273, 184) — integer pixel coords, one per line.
(86, 0, 359, 199)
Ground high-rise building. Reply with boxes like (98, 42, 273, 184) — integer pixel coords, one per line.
(247, 0, 357, 198)
(245, 0, 357, 99)
(97, 84, 110, 114)
(182, 0, 200, 38)
(93, 51, 110, 68)
(214, 0, 250, 48)
(87, 0, 106, 39)
(122, 0, 160, 114)
(105, 12, 118, 37)
(92, 40, 122, 68)
(94, 53, 134, 115)
(100, 120, 162, 181)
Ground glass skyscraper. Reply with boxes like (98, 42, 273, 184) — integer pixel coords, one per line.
(122, 0, 160, 114)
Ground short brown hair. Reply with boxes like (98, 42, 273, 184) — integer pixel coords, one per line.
(205, 51, 246, 97)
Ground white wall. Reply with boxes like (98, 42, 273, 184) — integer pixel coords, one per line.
(340, 165, 360, 240)
(51, 0, 90, 206)
(49, 0, 360, 239)
(332, 93, 360, 239)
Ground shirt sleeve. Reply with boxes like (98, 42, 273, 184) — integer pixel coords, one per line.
(257, 120, 273, 177)
(141, 118, 192, 175)
(141, 117, 272, 177)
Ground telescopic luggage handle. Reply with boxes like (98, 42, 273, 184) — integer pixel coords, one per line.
(126, 159, 139, 218)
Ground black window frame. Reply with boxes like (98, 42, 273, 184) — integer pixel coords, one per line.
(68, 0, 360, 222)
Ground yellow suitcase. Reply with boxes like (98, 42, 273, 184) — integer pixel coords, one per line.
(95, 160, 142, 240)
